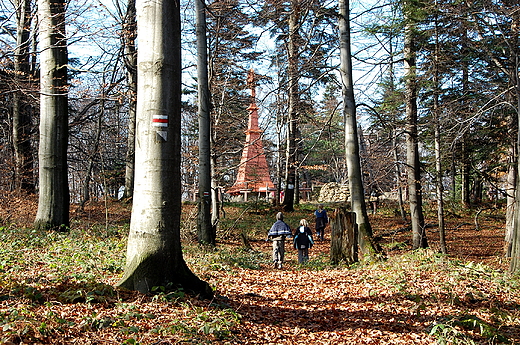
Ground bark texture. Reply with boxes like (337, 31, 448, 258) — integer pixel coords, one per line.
(118, 0, 212, 297)
(13, 0, 35, 193)
(283, 0, 300, 212)
(339, 0, 382, 260)
(330, 208, 357, 265)
(34, 0, 69, 231)
(122, 0, 137, 199)
(196, 0, 214, 245)
(404, 21, 427, 250)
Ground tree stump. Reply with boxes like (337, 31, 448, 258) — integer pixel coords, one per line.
(330, 207, 358, 265)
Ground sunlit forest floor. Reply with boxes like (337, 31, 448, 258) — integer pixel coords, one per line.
(0, 193, 519, 344)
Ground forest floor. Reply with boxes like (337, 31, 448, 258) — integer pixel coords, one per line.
(0, 193, 519, 344)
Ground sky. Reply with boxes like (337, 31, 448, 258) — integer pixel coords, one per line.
(1, 0, 390, 128)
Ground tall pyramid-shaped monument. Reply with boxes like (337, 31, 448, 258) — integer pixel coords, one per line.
(227, 69, 275, 199)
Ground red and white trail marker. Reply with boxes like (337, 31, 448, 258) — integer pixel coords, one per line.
(152, 115, 168, 127)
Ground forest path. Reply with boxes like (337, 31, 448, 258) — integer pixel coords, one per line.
(208, 240, 439, 344)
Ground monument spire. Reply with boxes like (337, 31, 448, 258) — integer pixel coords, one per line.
(227, 69, 275, 199)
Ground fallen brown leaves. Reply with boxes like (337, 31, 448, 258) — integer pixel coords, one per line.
(0, 197, 519, 344)
(202, 238, 520, 345)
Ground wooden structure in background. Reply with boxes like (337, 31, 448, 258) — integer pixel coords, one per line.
(227, 69, 275, 200)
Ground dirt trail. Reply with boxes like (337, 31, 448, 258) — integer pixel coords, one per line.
(208, 241, 439, 344)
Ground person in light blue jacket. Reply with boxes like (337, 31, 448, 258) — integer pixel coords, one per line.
(267, 212, 292, 269)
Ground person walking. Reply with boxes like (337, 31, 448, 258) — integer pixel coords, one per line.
(293, 219, 313, 264)
(267, 212, 292, 269)
(369, 190, 380, 214)
(314, 204, 328, 241)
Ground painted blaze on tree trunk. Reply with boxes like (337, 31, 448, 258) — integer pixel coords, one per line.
(118, 0, 211, 297)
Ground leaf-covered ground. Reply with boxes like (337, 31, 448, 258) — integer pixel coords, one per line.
(0, 195, 519, 344)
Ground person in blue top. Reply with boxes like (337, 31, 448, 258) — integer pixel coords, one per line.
(267, 212, 292, 269)
(314, 204, 328, 241)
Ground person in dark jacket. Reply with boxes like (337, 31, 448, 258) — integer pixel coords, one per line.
(293, 219, 313, 264)
(314, 204, 328, 241)
(267, 212, 292, 269)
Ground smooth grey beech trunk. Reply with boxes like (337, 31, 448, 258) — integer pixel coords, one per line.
(118, 0, 211, 297)
(339, 0, 382, 261)
(195, 0, 214, 245)
(34, 0, 69, 231)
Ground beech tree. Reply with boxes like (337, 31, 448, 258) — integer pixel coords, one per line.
(195, 0, 214, 245)
(118, 0, 211, 296)
(339, 0, 382, 261)
(34, 0, 70, 231)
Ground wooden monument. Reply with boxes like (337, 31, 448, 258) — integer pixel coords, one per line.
(227, 69, 275, 201)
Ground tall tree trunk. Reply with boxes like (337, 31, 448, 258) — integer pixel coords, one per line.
(510, 54, 520, 273)
(118, 0, 212, 297)
(294, 167, 300, 205)
(393, 134, 407, 221)
(283, 0, 299, 212)
(122, 0, 137, 199)
(460, 31, 471, 207)
(13, 0, 35, 193)
(210, 156, 220, 230)
(461, 140, 471, 207)
(506, 143, 516, 257)
(208, 71, 221, 225)
(403, 20, 427, 250)
(506, 16, 519, 256)
(339, 0, 382, 261)
(275, 75, 284, 207)
(79, 105, 103, 210)
(196, 0, 214, 245)
(34, 0, 69, 231)
(388, 34, 406, 222)
(434, 99, 446, 254)
(433, 7, 446, 254)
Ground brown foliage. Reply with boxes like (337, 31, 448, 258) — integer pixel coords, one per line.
(0, 195, 518, 344)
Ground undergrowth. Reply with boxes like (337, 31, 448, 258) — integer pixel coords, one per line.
(0, 225, 241, 344)
(0, 202, 519, 344)
(368, 249, 520, 344)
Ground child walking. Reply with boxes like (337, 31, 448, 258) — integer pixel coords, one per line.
(293, 219, 313, 264)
